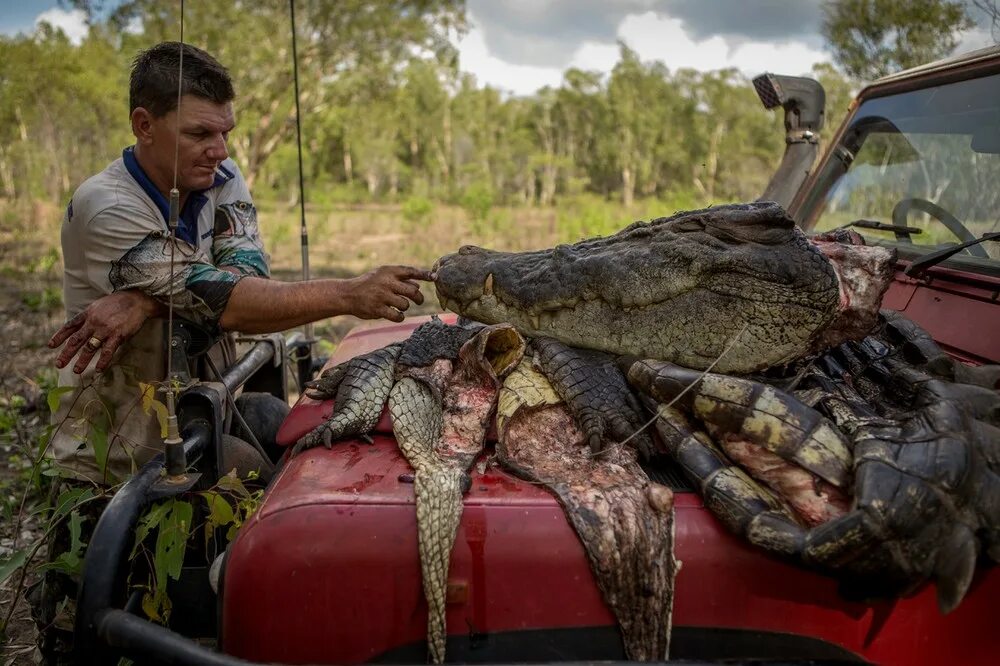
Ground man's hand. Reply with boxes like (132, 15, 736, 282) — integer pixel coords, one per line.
(49, 290, 163, 374)
(341, 265, 435, 323)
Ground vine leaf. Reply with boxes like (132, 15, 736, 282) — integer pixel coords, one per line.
(135, 499, 193, 624)
(199, 490, 236, 544)
(138, 382, 169, 438)
(88, 412, 110, 480)
(0, 549, 29, 586)
(46, 386, 75, 415)
(37, 512, 88, 576)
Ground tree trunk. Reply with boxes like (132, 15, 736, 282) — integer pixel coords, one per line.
(0, 155, 15, 199)
(540, 163, 557, 206)
(442, 103, 453, 188)
(705, 121, 726, 201)
(365, 170, 379, 195)
(389, 165, 399, 198)
(622, 165, 634, 207)
(343, 141, 354, 184)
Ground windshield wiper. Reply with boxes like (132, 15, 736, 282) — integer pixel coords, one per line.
(903, 232, 1000, 278)
(847, 219, 923, 237)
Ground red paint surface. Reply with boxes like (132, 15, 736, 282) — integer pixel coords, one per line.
(884, 263, 1000, 364)
(230, 277, 1000, 664)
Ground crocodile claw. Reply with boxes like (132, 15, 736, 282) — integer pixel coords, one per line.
(533, 337, 654, 458)
(292, 344, 401, 455)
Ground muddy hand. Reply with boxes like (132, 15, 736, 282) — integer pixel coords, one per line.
(49, 290, 161, 374)
(344, 265, 433, 323)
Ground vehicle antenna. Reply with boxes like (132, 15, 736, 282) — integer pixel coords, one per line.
(290, 0, 313, 346)
(162, 0, 187, 478)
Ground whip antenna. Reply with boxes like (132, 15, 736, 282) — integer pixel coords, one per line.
(163, 0, 186, 477)
(289, 0, 313, 344)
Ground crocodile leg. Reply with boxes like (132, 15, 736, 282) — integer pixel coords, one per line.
(628, 359, 853, 488)
(633, 342, 1000, 613)
(292, 344, 401, 454)
(497, 359, 677, 661)
(532, 337, 655, 458)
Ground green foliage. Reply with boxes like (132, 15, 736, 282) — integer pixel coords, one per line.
(0, 395, 26, 436)
(132, 498, 193, 623)
(460, 182, 495, 224)
(20, 286, 63, 312)
(821, 0, 974, 80)
(0, 548, 29, 587)
(37, 511, 88, 576)
(201, 470, 264, 543)
(128, 472, 261, 624)
(1, 0, 971, 221)
(402, 195, 435, 228)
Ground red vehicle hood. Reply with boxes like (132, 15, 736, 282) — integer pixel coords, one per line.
(222, 306, 999, 665)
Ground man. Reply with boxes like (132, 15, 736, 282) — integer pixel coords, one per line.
(31, 42, 430, 661)
(47, 41, 431, 483)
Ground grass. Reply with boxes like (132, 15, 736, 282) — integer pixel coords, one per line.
(258, 192, 717, 278)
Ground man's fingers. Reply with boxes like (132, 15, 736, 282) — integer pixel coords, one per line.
(56, 329, 91, 369)
(49, 314, 85, 348)
(390, 265, 434, 282)
(394, 280, 424, 305)
(94, 336, 121, 373)
(387, 294, 410, 312)
(72, 343, 99, 374)
(380, 305, 405, 323)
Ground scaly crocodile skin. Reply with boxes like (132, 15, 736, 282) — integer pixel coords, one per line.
(497, 359, 678, 660)
(390, 326, 525, 663)
(533, 337, 655, 458)
(293, 344, 401, 453)
(389, 374, 459, 664)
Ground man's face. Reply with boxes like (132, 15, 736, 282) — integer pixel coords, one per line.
(134, 95, 235, 193)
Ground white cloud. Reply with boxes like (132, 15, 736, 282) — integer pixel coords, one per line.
(35, 7, 88, 45)
(618, 12, 830, 78)
(456, 26, 565, 95)
(456, 10, 833, 96)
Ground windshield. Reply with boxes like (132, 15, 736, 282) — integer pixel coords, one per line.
(799, 71, 1000, 274)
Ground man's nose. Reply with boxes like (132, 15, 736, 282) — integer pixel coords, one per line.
(206, 134, 229, 161)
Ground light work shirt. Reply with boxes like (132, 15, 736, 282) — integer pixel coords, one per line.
(50, 147, 270, 483)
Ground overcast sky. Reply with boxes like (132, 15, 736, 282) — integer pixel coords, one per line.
(2, 0, 996, 95)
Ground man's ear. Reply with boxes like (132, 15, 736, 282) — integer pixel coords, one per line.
(131, 107, 155, 145)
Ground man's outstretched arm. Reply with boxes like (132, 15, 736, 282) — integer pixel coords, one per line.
(219, 265, 431, 332)
(51, 265, 433, 373)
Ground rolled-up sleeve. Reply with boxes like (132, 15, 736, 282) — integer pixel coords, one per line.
(86, 206, 244, 329)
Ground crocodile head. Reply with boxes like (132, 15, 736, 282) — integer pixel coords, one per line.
(434, 202, 894, 373)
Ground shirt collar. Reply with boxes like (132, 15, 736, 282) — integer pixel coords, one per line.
(121, 146, 233, 223)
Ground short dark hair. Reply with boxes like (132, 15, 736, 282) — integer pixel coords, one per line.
(129, 41, 235, 117)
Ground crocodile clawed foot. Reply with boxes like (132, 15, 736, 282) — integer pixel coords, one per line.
(533, 337, 654, 459)
(293, 344, 401, 455)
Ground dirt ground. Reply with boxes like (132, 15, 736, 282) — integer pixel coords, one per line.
(0, 200, 63, 663)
